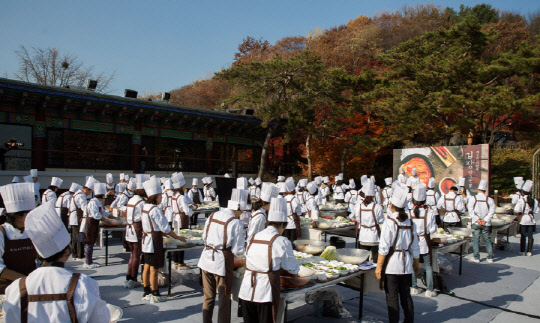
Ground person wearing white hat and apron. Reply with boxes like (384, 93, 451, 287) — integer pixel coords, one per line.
(352, 181, 383, 262)
(425, 177, 440, 226)
(382, 178, 393, 213)
(141, 177, 186, 303)
(437, 185, 465, 230)
(468, 180, 495, 263)
(0, 183, 38, 294)
(332, 175, 345, 204)
(319, 177, 330, 204)
(409, 183, 438, 297)
(69, 177, 96, 261)
(239, 197, 300, 323)
(248, 178, 260, 201)
(188, 178, 203, 225)
(79, 183, 110, 269)
(203, 177, 218, 202)
(514, 180, 538, 256)
(305, 182, 320, 222)
(42, 177, 63, 204)
(247, 183, 279, 242)
(511, 177, 524, 205)
(2, 201, 110, 322)
(405, 177, 415, 211)
(283, 178, 302, 242)
(55, 183, 81, 229)
(295, 179, 308, 214)
(375, 182, 420, 323)
(276, 176, 286, 196)
(344, 179, 359, 215)
(198, 189, 246, 323)
(104, 173, 117, 207)
(11, 176, 20, 183)
(124, 182, 147, 289)
(171, 173, 193, 268)
(111, 179, 136, 214)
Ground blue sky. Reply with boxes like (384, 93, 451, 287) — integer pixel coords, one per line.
(1, 0, 538, 96)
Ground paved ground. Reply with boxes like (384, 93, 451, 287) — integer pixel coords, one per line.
(67, 227, 540, 322)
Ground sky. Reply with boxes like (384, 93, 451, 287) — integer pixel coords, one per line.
(1, 0, 538, 96)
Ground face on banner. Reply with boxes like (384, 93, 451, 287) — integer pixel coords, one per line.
(393, 144, 490, 195)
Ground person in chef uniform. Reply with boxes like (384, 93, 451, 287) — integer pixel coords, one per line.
(405, 177, 415, 211)
(203, 177, 218, 202)
(409, 168, 420, 187)
(11, 176, 19, 183)
(79, 183, 110, 269)
(124, 180, 147, 288)
(305, 182, 320, 222)
(239, 197, 300, 323)
(247, 183, 279, 242)
(110, 177, 137, 214)
(425, 177, 440, 226)
(276, 176, 286, 196)
(283, 177, 302, 242)
(170, 173, 194, 269)
(375, 182, 420, 323)
(397, 167, 407, 184)
(198, 189, 246, 323)
(319, 176, 331, 204)
(437, 185, 465, 229)
(371, 176, 382, 206)
(332, 175, 345, 203)
(352, 181, 384, 262)
(55, 183, 81, 229)
(511, 177, 524, 205)
(188, 178, 203, 225)
(29, 169, 41, 205)
(104, 173, 117, 207)
(41, 177, 63, 204)
(69, 176, 97, 261)
(409, 183, 438, 297)
(468, 180, 495, 263)
(248, 178, 259, 201)
(141, 177, 186, 303)
(514, 180, 538, 256)
(344, 179, 359, 215)
(2, 201, 110, 322)
(295, 179, 308, 214)
(0, 183, 38, 294)
(382, 177, 393, 213)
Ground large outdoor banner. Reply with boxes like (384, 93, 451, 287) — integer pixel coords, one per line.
(393, 144, 490, 196)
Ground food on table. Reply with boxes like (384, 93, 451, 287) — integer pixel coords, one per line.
(302, 263, 315, 267)
(436, 228, 446, 234)
(320, 246, 337, 260)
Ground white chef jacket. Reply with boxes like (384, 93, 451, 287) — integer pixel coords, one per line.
(249, 186, 261, 200)
(437, 192, 466, 223)
(305, 196, 319, 220)
(378, 213, 420, 275)
(125, 195, 145, 242)
(319, 185, 330, 204)
(197, 210, 245, 276)
(239, 211, 251, 240)
(351, 201, 384, 243)
(187, 188, 203, 204)
(33, 181, 41, 205)
(79, 198, 108, 233)
(69, 190, 88, 226)
(110, 191, 133, 212)
(203, 186, 217, 202)
(3, 266, 110, 323)
(468, 193, 495, 226)
(141, 204, 171, 253)
(374, 186, 382, 205)
(171, 192, 194, 229)
(406, 192, 414, 211)
(285, 195, 302, 230)
(105, 183, 117, 198)
(410, 207, 438, 254)
(425, 189, 440, 206)
(510, 191, 522, 205)
(239, 226, 299, 303)
(382, 186, 393, 208)
(247, 208, 267, 242)
(295, 191, 307, 213)
(332, 184, 345, 200)
(514, 197, 539, 225)
(41, 189, 57, 204)
(55, 191, 72, 217)
(0, 223, 35, 275)
(344, 190, 360, 213)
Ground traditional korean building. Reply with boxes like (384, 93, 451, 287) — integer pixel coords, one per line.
(0, 78, 266, 175)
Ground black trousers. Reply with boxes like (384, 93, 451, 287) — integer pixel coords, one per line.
(70, 225, 84, 259)
(241, 299, 273, 323)
(384, 274, 414, 323)
(520, 225, 535, 252)
(282, 228, 297, 244)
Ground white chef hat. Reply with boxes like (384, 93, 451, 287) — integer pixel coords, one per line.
(390, 182, 408, 209)
(25, 201, 70, 258)
(458, 177, 466, 188)
(69, 183, 82, 193)
(206, 177, 213, 184)
(12, 176, 19, 183)
(163, 180, 173, 191)
(192, 178, 199, 186)
(514, 177, 524, 185)
(277, 176, 285, 182)
(267, 197, 287, 222)
(398, 174, 406, 184)
(299, 179, 308, 187)
(30, 169, 38, 177)
(428, 177, 435, 189)
(349, 179, 356, 189)
(399, 167, 405, 174)
(127, 179, 137, 191)
(202, 177, 208, 185)
(23, 175, 33, 183)
(228, 188, 249, 211)
(314, 176, 322, 185)
(323, 176, 329, 183)
(84, 176, 98, 189)
(412, 167, 417, 176)
(106, 173, 113, 183)
(362, 181, 375, 197)
(307, 181, 318, 195)
(522, 180, 533, 193)
(50, 177, 63, 188)
(255, 178, 262, 185)
(385, 177, 393, 186)
(478, 180, 488, 191)
(119, 173, 125, 180)
(171, 173, 186, 189)
(0, 183, 35, 213)
(413, 183, 427, 201)
(143, 176, 162, 197)
(224, 174, 230, 178)
(93, 183, 106, 196)
(360, 175, 368, 186)
(285, 177, 295, 192)
(260, 182, 279, 202)
(371, 175, 376, 184)
(405, 176, 414, 188)
(335, 174, 343, 181)
(338, 173, 344, 178)
(117, 182, 127, 193)
(237, 177, 248, 190)
(516, 181, 524, 190)
(248, 178, 255, 185)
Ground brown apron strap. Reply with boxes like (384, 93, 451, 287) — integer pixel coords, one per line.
(370, 203, 381, 237)
(248, 233, 280, 302)
(20, 277, 29, 323)
(66, 273, 80, 323)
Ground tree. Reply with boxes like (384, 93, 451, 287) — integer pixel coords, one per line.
(168, 77, 234, 109)
(14, 46, 115, 93)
